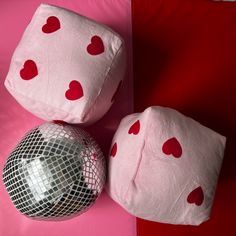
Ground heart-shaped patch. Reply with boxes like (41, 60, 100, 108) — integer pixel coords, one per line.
(187, 186, 204, 206)
(87, 35, 104, 55)
(65, 80, 84, 101)
(162, 137, 182, 158)
(110, 143, 117, 157)
(128, 120, 140, 135)
(42, 16, 61, 33)
(111, 81, 123, 102)
(53, 120, 67, 125)
(20, 60, 38, 80)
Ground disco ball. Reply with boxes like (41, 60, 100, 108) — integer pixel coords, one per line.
(2, 122, 106, 220)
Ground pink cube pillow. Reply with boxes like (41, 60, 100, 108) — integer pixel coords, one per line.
(107, 106, 226, 225)
(5, 4, 126, 125)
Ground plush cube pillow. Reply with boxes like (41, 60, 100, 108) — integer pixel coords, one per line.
(107, 106, 226, 225)
(5, 4, 126, 124)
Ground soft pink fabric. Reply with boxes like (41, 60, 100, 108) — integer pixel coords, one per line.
(5, 3, 126, 125)
(0, 0, 134, 236)
(107, 106, 226, 225)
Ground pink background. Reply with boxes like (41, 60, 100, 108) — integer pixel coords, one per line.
(0, 0, 134, 236)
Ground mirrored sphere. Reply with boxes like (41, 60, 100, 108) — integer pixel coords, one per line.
(2, 122, 106, 220)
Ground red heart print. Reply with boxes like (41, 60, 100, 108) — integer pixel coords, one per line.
(111, 81, 122, 102)
(53, 120, 67, 125)
(162, 137, 182, 158)
(65, 80, 84, 101)
(187, 186, 204, 206)
(110, 143, 117, 157)
(20, 60, 38, 80)
(128, 120, 140, 135)
(42, 16, 61, 33)
(87, 35, 104, 55)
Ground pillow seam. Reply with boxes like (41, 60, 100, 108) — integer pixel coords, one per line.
(81, 41, 124, 122)
(5, 83, 83, 122)
(123, 110, 150, 204)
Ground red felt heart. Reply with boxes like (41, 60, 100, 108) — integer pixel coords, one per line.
(187, 186, 204, 206)
(65, 80, 84, 101)
(20, 60, 38, 80)
(42, 16, 61, 33)
(110, 143, 117, 157)
(111, 80, 123, 102)
(53, 120, 67, 125)
(128, 120, 140, 135)
(162, 137, 182, 158)
(87, 35, 104, 55)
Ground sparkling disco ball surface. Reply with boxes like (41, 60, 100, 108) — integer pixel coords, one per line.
(2, 122, 106, 220)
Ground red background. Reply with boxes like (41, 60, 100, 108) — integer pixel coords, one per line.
(133, 0, 236, 235)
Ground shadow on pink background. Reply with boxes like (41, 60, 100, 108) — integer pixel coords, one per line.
(0, 0, 134, 236)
